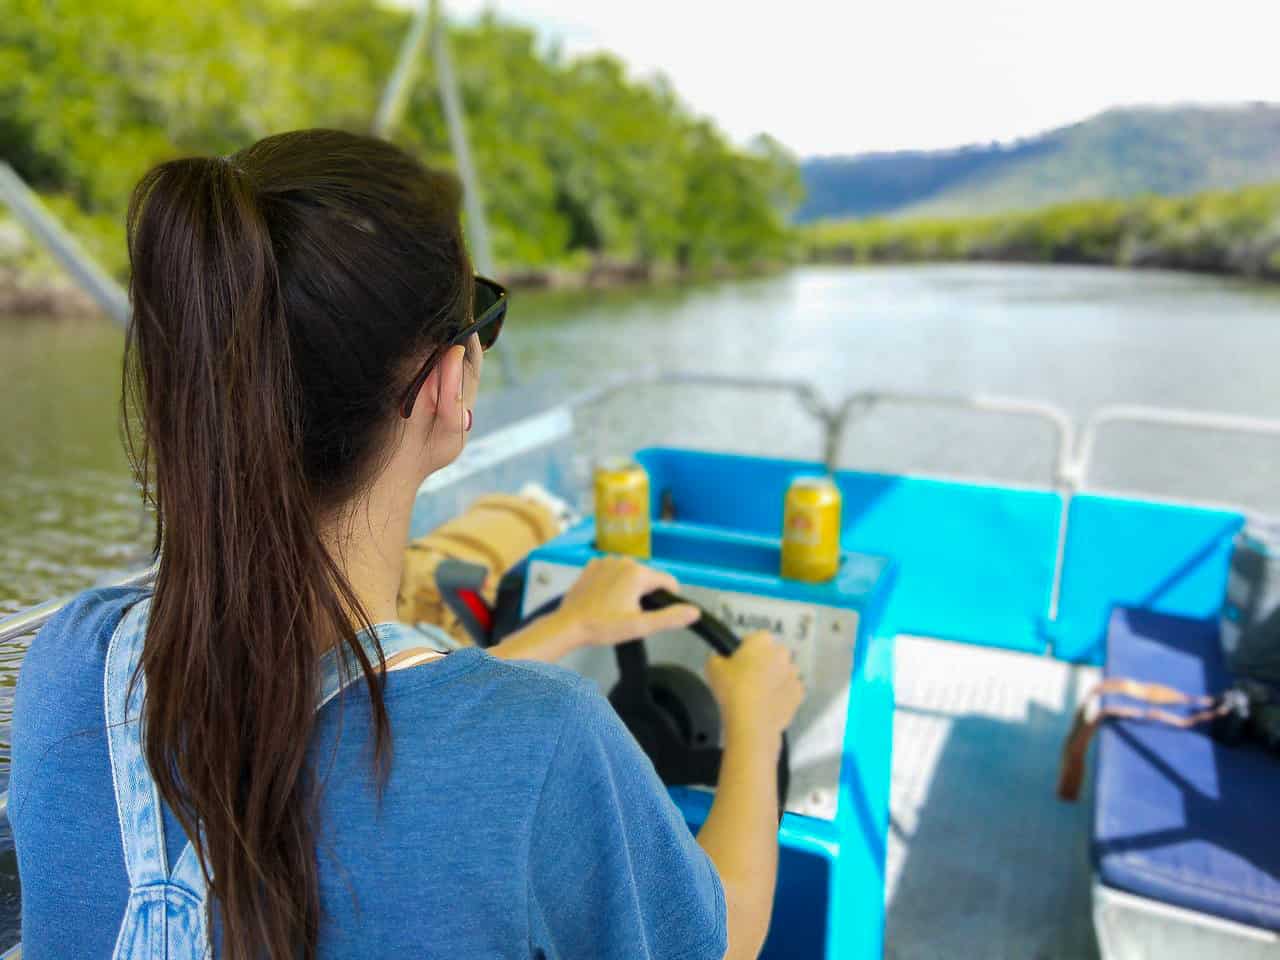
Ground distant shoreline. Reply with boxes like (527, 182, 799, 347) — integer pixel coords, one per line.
(3, 252, 1273, 322)
(13, 177, 1280, 320)
(14, 180, 1280, 321)
(0, 266, 101, 319)
(801, 183, 1280, 286)
(0, 258, 784, 321)
(804, 248, 1280, 285)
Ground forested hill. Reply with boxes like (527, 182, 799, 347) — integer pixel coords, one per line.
(797, 104, 1280, 222)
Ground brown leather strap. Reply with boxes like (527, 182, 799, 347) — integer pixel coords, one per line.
(1057, 708, 1101, 802)
(1088, 678, 1217, 708)
(1056, 678, 1230, 802)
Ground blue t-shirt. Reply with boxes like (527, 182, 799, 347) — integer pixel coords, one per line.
(9, 586, 726, 959)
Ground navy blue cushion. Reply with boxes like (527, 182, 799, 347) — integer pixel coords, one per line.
(1094, 608, 1280, 931)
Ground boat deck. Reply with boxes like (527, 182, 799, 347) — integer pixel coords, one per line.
(885, 635, 1101, 959)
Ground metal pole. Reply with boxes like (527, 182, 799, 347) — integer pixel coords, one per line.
(429, 4, 516, 384)
(372, 0, 434, 138)
(0, 162, 130, 327)
(372, 0, 514, 382)
(431, 6, 494, 278)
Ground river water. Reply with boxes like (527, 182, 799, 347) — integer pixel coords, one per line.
(0, 262, 1278, 942)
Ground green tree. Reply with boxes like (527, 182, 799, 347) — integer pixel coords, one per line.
(0, 1, 802, 280)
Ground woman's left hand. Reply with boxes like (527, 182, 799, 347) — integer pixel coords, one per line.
(489, 556, 700, 663)
(553, 555, 701, 648)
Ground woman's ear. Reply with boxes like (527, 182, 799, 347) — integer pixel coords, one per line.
(415, 345, 466, 427)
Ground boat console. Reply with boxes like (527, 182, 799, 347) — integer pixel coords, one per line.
(520, 448, 897, 960)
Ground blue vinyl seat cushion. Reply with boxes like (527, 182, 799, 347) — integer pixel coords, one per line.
(1094, 608, 1280, 931)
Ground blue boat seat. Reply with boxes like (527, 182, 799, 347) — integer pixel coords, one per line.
(1094, 608, 1280, 931)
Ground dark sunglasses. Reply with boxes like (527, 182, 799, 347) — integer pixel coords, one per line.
(399, 275, 507, 419)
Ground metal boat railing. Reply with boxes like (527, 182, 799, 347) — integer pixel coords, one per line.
(1074, 404, 1280, 490)
(0, 565, 156, 647)
(570, 371, 1075, 481)
(16, 374, 1280, 646)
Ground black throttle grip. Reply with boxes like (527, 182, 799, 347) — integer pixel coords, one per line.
(640, 588, 739, 656)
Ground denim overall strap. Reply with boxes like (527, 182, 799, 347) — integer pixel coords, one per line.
(318, 621, 453, 710)
(105, 602, 445, 958)
(105, 596, 209, 958)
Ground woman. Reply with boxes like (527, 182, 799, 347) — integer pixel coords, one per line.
(9, 129, 803, 960)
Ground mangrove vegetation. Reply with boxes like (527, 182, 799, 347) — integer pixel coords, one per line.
(802, 183, 1280, 282)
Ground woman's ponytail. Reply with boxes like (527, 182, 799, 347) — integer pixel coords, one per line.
(123, 147, 399, 959)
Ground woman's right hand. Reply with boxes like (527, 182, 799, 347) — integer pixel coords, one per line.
(698, 631, 805, 960)
(705, 631, 804, 746)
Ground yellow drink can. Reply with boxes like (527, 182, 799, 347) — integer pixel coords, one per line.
(781, 475, 842, 582)
(594, 458, 651, 558)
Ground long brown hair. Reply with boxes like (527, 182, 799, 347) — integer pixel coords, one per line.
(122, 129, 469, 959)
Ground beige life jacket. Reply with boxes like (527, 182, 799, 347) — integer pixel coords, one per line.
(397, 493, 561, 645)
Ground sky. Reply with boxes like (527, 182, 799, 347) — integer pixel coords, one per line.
(417, 0, 1280, 157)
